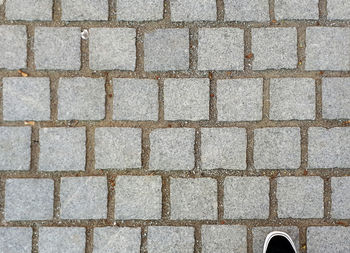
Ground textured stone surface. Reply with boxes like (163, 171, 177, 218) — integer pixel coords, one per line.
(170, 178, 217, 220)
(277, 177, 324, 218)
(144, 29, 189, 71)
(5, 178, 54, 220)
(217, 78, 263, 121)
(5, 0, 52, 20)
(201, 128, 247, 170)
(224, 177, 270, 219)
(332, 177, 350, 218)
(95, 127, 142, 169)
(116, 0, 163, 21)
(61, 0, 108, 21)
(198, 28, 244, 70)
(149, 128, 195, 170)
(308, 127, 350, 168)
(164, 78, 209, 120)
(224, 0, 269, 21)
(113, 78, 158, 121)
(254, 127, 301, 170)
(60, 176, 108, 219)
(275, 0, 319, 20)
(307, 227, 350, 253)
(327, 0, 350, 20)
(0, 227, 32, 253)
(170, 0, 217, 21)
(270, 78, 316, 120)
(115, 176, 162, 219)
(39, 127, 86, 171)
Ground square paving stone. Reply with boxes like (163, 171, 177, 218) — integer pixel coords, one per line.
(331, 177, 350, 218)
(116, 0, 163, 21)
(0, 227, 32, 253)
(275, 0, 319, 20)
(39, 127, 86, 171)
(170, 0, 217, 21)
(5, 178, 54, 220)
(224, 177, 270, 219)
(307, 227, 350, 253)
(277, 177, 324, 218)
(5, 0, 52, 20)
(224, 0, 269, 21)
(327, 0, 350, 20)
(61, 0, 108, 21)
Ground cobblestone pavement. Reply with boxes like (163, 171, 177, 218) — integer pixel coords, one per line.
(0, 0, 350, 252)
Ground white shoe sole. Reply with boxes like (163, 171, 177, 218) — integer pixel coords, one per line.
(263, 231, 297, 253)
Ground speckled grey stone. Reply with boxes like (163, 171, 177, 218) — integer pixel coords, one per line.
(170, 178, 217, 220)
(201, 128, 247, 170)
(39, 227, 85, 253)
(149, 128, 195, 171)
(224, 177, 270, 219)
(0, 227, 32, 253)
(113, 78, 158, 121)
(270, 78, 316, 120)
(275, 0, 319, 20)
(147, 226, 195, 253)
(327, 0, 350, 20)
(89, 28, 136, 70)
(58, 78, 105, 120)
(5, 0, 52, 20)
(170, 0, 217, 21)
(202, 225, 247, 253)
(164, 78, 209, 120)
(322, 78, 350, 119)
(5, 178, 54, 220)
(93, 227, 141, 253)
(39, 127, 86, 171)
(254, 128, 301, 170)
(0, 25, 27, 69)
(144, 29, 189, 71)
(252, 28, 297, 70)
(198, 28, 244, 70)
(217, 78, 263, 121)
(307, 227, 350, 253)
(61, 0, 108, 21)
(95, 127, 142, 169)
(116, 0, 163, 21)
(60, 176, 107, 219)
(0, 127, 31, 171)
(277, 177, 324, 218)
(331, 177, 350, 218)
(306, 27, 350, 70)
(3, 78, 50, 121)
(224, 0, 269, 21)
(308, 127, 350, 168)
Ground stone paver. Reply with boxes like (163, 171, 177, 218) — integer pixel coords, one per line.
(5, 0, 52, 20)
(61, 0, 108, 21)
(327, 0, 350, 20)
(0, 227, 32, 253)
(170, 0, 217, 22)
(331, 177, 350, 218)
(307, 227, 350, 253)
(224, 0, 269, 21)
(275, 0, 319, 20)
(116, 0, 163, 21)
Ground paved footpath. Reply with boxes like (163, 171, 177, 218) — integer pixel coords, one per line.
(0, 0, 350, 252)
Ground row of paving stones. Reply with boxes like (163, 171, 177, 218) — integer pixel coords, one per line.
(1, 25, 350, 71)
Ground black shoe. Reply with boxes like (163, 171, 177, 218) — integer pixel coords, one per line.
(263, 231, 297, 253)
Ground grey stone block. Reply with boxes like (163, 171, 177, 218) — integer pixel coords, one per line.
(5, 178, 54, 220)
(252, 28, 297, 70)
(0, 25, 27, 70)
(164, 78, 209, 121)
(327, 0, 350, 20)
(170, 178, 217, 220)
(3, 78, 50, 121)
(89, 28, 136, 70)
(147, 226, 195, 253)
(277, 177, 324, 218)
(39, 227, 85, 253)
(275, 0, 319, 20)
(149, 128, 195, 171)
(201, 128, 247, 170)
(254, 127, 301, 170)
(202, 225, 247, 253)
(5, 0, 52, 20)
(0, 127, 31, 171)
(60, 176, 107, 219)
(217, 78, 263, 121)
(307, 227, 350, 253)
(144, 29, 189, 71)
(116, 0, 163, 21)
(95, 127, 141, 169)
(115, 176, 162, 219)
(170, 0, 217, 21)
(306, 27, 350, 70)
(198, 28, 244, 70)
(61, 0, 108, 21)
(0, 227, 32, 253)
(331, 177, 350, 218)
(270, 78, 316, 120)
(322, 78, 350, 119)
(39, 127, 86, 171)
(93, 227, 141, 253)
(308, 127, 350, 168)
(34, 27, 81, 70)
(58, 77, 105, 120)
(224, 0, 269, 21)
(113, 78, 158, 121)
(224, 177, 270, 219)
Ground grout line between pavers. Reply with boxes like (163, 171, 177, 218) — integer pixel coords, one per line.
(189, 26, 198, 72)
(246, 127, 254, 170)
(158, 78, 165, 122)
(135, 27, 145, 73)
(297, 26, 306, 71)
(32, 224, 39, 253)
(140, 226, 148, 253)
(0, 78, 3, 122)
(80, 26, 89, 72)
(52, 0, 62, 22)
(30, 125, 40, 172)
(107, 174, 116, 223)
(85, 226, 94, 253)
(315, 78, 323, 121)
(193, 128, 201, 171)
(50, 75, 59, 121)
(0, 177, 5, 223)
(163, 0, 171, 22)
(323, 177, 332, 219)
(269, 177, 278, 220)
(300, 126, 309, 171)
(105, 73, 113, 121)
(141, 128, 151, 170)
(217, 176, 224, 221)
(319, 0, 328, 24)
(85, 126, 96, 173)
(299, 226, 307, 253)
(262, 78, 270, 122)
(216, 0, 224, 22)
(194, 224, 202, 253)
(247, 226, 253, 253)
(208, 73, 217, 122)
(53, 178, 61, 221)
(108, 0, 116, 21)
(244, 28, 252, 71)
(161, 176, 170, 220)
(268, 0, 275, 22)
(26, 24, 35, 72)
